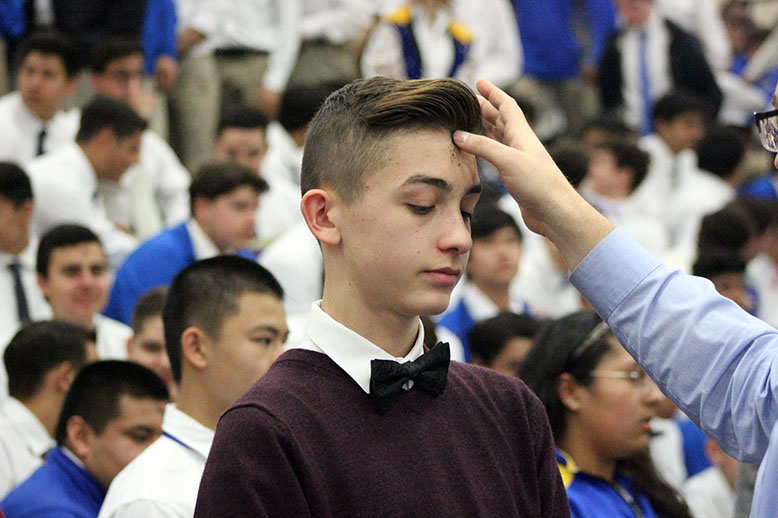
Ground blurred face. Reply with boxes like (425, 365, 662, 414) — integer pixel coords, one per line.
(572, 338, 661, 462)
(101, 132, 142, 181)
(205, 292, 288, 408)
(615, 0, 653, 28)
(127, 315, 174, 387)
(38, 242, 109, 326)
(586, 148, 631, 198)
(80, 394, 164, 488)
(17, 51, 75, 121)
(334, 129, 480, 318)
(91, 53, 145, 100)
(213, 128, 268, 173)
(194, 186, 259, 251)
(489, 336, 533, 376)
(711, 271, 752, 312)
(656, 112, 705, 154)
(0, 198, 32, 255)
(466, 226, 521, 290)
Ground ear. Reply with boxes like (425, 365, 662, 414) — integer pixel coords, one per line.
(557, 372, 583, 412)
(180, 326, 208, 374)
(66, 415, 94, 459)
(300, 189, 341, 246)
(191, 196, 209, 222)
(50, 361, 76, 395)
(125, 337, 133, 358)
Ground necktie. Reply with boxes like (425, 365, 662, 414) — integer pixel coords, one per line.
(369, 341, 450, 414)
(8, 262, 31, 323)
(36, 127, 47, 156)
(638, 30, 652, 136)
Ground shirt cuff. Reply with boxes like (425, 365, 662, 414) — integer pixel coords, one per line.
(569, 227, 663, 320)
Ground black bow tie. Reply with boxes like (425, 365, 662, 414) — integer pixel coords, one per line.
(369, 341, 450, 414)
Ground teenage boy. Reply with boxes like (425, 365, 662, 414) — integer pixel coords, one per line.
(98, 256, 288, 517)
(103, 162, 267, 325)
(0, 31, 80, 161)
(0, 360, 168, 517)
(36, 225, 132, 360)
(27, 96, 147, 268)
(0, 321, 94, 499)
(468, 312, 541, 376)
(437, 202, 530, 361)
(194, 78, 568, 516)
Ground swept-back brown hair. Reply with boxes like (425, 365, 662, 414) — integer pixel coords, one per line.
(301, 77, 482, 204)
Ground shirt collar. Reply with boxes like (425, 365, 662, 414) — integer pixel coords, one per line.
(0, 238, 37, 269)
(1, 397, 55, 457)
(293, 302, 426, 394)
(161, 403, 215, 459)
(186, 220, 221, 260)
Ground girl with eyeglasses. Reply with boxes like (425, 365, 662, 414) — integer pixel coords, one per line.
(520, 311, 692, 518)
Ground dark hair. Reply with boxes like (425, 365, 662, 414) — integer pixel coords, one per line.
(278, 83, 339, 134)
(4, 320, 92, 400)
(593, 138, 651, 192)
(580, 115, 637, 142)
(692, 248, 746, 279)
(652, 91, 705, 125)
(0, 162, 32, 205)
(697, 200, 778, 253)
(696, 126, 745, 179)
(520, 311, 692, 518)
(36, 224, 102, 277)
(548, 141, 590, 189)
(218, 105, 269, 135)
(301, 77, 482, 203)
(470, 202, 522, 241)
(75, 96, 148, 142)
(468, 312, 540, 366)
(163, 256, 284, 383)
(15, 31, 79, 78)
(131, 287, 168, 334)
(54, 360, 168, 445)
(189, 161, 268, 216)
(90, 36, 143, 72)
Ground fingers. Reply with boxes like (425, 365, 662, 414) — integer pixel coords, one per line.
(453, 131, 516, 169)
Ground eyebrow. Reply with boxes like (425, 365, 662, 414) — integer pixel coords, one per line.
(402, 174, 482, 195)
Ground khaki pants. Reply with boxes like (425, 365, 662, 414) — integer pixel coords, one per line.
(287, 41, 360, 87)
(215, 53, 268, 110)
(168, 54, 220, 173)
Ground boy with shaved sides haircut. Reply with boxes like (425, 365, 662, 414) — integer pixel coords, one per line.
(99, 256, 287, 518)
(195, 78, 568, 517)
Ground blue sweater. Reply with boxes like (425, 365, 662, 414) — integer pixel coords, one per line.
(104, 222, 196, 325)
(0, 447, 105, 518)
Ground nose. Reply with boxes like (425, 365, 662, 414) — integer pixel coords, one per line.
(642, 377, 664, 407)
(439, 210, 473, 254)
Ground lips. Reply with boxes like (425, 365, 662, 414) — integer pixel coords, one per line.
(424, 267, 462, 285)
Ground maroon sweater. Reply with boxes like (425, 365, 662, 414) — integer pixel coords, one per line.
(195, 349, 569, 517)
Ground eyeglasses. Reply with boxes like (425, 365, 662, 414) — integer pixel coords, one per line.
(754, 109, 778, 152)
(590, 369, 653, 394)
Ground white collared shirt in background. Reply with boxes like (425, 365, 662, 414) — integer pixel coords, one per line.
(185, 220, 220, 260)
(94, 314, 132, 361)
(0, 240, 52, 340)
(98, 404, 214, 518)
(299, 0, 373, 45)
(0, 397, 54, 499)
(682, 465, 735, 518)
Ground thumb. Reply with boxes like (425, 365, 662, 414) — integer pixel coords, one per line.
(453, 130, 516, 169)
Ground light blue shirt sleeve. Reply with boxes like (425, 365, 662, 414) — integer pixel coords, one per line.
(570, 228, 778, 463)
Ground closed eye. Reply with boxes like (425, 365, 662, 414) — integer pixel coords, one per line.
(407, 204, 434, 215)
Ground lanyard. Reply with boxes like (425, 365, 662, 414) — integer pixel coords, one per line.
(162, 431, 196, 454)
(611, 480, 645, 518)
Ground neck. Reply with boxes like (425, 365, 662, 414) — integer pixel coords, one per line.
(561, 423, 616, 482)
(473, 281, 511, 311)
(320, 281, 419, 358)
(175, 376, 224, 431)
(3, 237, 29, 257)
(23, 394, 59, 437)
(78, 142, 102, 177)
(53, 311, 95, 330)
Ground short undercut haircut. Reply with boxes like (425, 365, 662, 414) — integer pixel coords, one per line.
(15, 31, 79, 78)
(4, 320, 92, 401)
(163, 256, 284, 383)
(0, 162, 33, 205)
(468, 312, 541, 366)
(189, 161, 268, 215)
(76, 96, 148, 142)
(37, 224, 102, 277)
(90, 36, 143, 72)
(54, 360, 169, 445)
(301, 77, 482, 204)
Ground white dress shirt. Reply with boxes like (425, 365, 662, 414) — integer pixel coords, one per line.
(173, 0, 224, 57)
(299, 0, 373, 44)
(213, 0, 302, 91)
(98, 404, 214, 518)
(186, 219, 220, 260)
(649, 416, 687, 490)
(26, 143, 138, 269)
(0, 241, 51, 338)
(293, 302, 426, 394)
(681, 466, 735, 518)
(94, 314, 132, 360)
(256, 175, 303, 245)
(746, 253, 778, 330)
(0, 397, 54, 500)
(97, 130, 191, 240)
(261, 122, 304, 187)
(0, 91, 80, 163)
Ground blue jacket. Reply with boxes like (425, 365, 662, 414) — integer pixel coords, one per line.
(141, 0, 177, 75)
(104, 222, 196, 325)
(0, 447, 105, 518)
